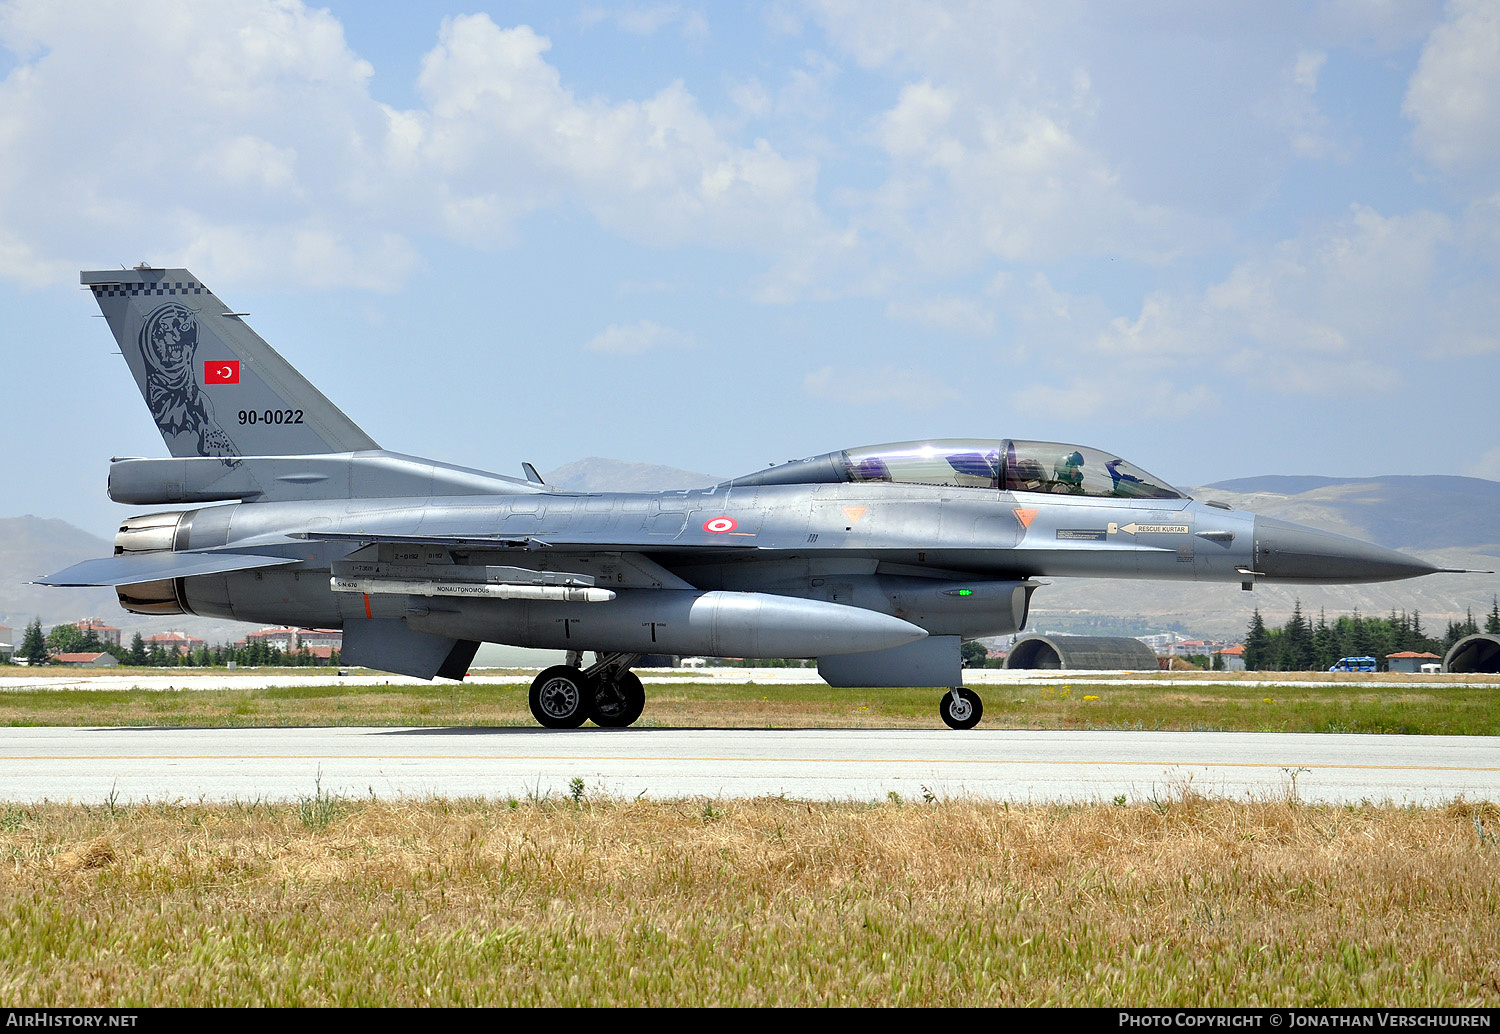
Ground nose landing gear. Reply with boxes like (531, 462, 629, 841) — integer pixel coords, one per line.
(938, 686, 983, 730)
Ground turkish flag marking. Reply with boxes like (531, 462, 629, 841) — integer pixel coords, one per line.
(204, 361, 240, 384)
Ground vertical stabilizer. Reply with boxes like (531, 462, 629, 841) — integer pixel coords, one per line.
(82, 267, 379, 457)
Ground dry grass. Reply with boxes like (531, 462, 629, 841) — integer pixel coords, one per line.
(3, 793, 1498, 1006)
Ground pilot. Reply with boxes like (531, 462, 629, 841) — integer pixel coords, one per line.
(1052, 451, 1085, 493)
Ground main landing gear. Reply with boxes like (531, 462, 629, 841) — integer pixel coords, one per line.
(528, 652, 645, 729)
(938, 686, 983, 730)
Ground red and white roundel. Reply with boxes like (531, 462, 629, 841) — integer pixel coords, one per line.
(703, 516, 738, 534)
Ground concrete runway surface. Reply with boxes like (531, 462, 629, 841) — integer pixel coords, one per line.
(2, 726, 1496, 806)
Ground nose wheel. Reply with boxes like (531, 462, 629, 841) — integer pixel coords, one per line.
(939, 686, 983, 730)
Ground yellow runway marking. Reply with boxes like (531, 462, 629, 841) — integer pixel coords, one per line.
(3, 754, 1498, 773)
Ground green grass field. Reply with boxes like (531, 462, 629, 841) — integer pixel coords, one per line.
(1, 676, 1498, 734)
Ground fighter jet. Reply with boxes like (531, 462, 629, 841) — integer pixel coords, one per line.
(40, 266, 1460, 729)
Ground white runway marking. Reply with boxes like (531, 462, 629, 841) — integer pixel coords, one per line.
(2, 727, 1496, 805)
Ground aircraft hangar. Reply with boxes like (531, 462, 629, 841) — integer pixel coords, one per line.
(1003, 634, 1159, 671)
(1443, 634, 1500, 674)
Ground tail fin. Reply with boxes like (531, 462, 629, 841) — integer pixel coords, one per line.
(82, 266, 379, 458)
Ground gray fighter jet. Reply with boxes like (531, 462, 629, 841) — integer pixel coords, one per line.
(41, 266, 1459, 729)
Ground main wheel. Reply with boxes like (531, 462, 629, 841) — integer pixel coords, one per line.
(938, 687, 983, 730)
(590, 670, 645, 728)
(529, 666, 592, 729)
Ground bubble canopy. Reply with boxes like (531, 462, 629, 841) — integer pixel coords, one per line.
(728, 439, 1184, 499)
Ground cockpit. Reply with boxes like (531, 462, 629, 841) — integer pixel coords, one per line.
(728, 439, 1183, 499)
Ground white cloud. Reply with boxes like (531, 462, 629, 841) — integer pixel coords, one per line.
(1008, 382, 1219, 422)
(580, 4, 709, 41)
(1311, 0, 1445, 51)
(803, 364, 962, 410)
(875, 80, 956, 159)
(1090, 206, 1457, 392)
(1467, 444, 1500, 481)
(0, 0, 394, 286)
(585, 320, 693, 354)
(196, 136, 300, 194)
(885, 295, 995, 336)
(0, 3, 823, 289)
(403, 15, 825, 249)
(1405, 0, 1500, 180)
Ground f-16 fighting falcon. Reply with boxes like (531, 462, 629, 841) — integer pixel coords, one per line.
(40, 266, 1465, 729)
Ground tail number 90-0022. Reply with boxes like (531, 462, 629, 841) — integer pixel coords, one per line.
(238, 409, 305, 425)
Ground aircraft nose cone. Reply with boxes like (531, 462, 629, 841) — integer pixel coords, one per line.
(1252, 516, 1439, 584)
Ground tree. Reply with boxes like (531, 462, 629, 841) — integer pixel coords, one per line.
(1243, 610, 1271, 671)
(1285, 601, 1315, 671)
(129, 633, 147, 666)
(961, 641, 990, 668)
(1312, 608, 1337, 670)
(1487, 597, 1500, 636)
(20, 618, 48, 666)
(45, 623, 88, 656)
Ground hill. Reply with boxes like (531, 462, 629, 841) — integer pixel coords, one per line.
(544, 458, 726, 493)
(1200, 475, 1500, 552)
(1029, 475, 1499, 637)
(0, 516, 121, 633)
(0, 516, 268, 646)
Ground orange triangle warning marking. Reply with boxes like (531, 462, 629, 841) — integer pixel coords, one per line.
(842, 505, 868, 524)
(1013, 508, 1038, 529)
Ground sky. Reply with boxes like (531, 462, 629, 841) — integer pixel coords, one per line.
(1, 0, 1498, 537)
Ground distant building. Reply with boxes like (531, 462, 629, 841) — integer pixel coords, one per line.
(242, 627, 297, 651)
(54, 652, 118, 668)
(238, 627, 343, 653)
(1217, 644, 1246, 672)
(1170, 639, 1214, 657)
(71, 618, 122, 647)
(144, 632, 204, 654)
(1387, 651, 1442, 674)
(0, 625, 12, 663)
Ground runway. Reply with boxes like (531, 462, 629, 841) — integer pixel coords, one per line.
(2, 726, 1496, 806)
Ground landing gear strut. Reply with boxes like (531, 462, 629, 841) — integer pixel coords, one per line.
(938, 686, 983, 730)
(526, 653, 646, 729)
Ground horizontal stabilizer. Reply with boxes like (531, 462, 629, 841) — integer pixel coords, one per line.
(36, 550, 300, 587)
